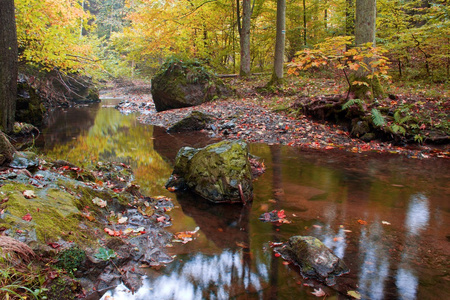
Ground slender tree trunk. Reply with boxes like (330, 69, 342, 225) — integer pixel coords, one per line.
(345, 0, 355, 36)
(0, 0, 18, 134)
(303, 0, 307, 46)
(350, 0, 383, 100)
(268, 0, 286, 86)
(238, 0, 252, 77)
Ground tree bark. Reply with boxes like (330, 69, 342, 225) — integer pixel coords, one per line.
(355, 0, 376, 47)
(350, 0, 383, 100)
(0, 0, 18, 134)
(269, 0, 286, 86)
(238, 0, 252, 77)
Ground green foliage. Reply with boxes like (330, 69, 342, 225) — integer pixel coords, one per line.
(94, 247, 117, 261)
(0, 257, 48, 299)
(342, 99, 363, 110)
(371, 108, 387, 127)
(57, 246, 86, 273)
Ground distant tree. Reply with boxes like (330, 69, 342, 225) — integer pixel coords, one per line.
(268, 0, 286, 86)
(0, 0, 18, 133)
(237, 0, 252, 77)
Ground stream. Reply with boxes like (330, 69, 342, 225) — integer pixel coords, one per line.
(36, 98, 450, 300)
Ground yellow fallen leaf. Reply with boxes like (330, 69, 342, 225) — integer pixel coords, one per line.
(347, 290, 361, 299)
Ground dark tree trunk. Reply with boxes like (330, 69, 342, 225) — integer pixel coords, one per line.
(0, 0, 18, 134)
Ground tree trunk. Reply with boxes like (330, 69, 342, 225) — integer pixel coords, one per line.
(0, 0, 18, 134)
(238, 0, 252, 77)
(346, 0, 355, 36)
(303, 0, 307, 46)
(350, 0, 383, 100)
(355, 0, 376, 47)
(268, 0, 286, 86)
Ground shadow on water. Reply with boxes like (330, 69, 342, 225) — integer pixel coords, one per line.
(36, 100, 450, 300)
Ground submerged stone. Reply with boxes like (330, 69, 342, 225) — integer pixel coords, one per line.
(275, 236, 349, 286)
(166, 140, 253, 203)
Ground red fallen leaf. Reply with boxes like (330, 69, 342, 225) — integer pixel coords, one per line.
(357, 219, 368, 225)
(47, 242, 61, 249)
(62, 166, 70, 170)
(22, 213, 32, 221)
(277, 210, 286, 219)
(274, 252, 281, 257)
(113, 188, 122, 193)
(167, 186, 176, 192)
(104, 228, 122, 236)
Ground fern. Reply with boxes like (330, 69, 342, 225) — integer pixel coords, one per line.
(342, 99, 363, 110)
(371, 108, 386, 127)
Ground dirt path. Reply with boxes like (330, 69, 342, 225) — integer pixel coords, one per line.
(108, 82, 449, 159)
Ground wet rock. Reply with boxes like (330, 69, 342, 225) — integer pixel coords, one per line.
(0, 131, 15, 166)
(9, 151, 39, 171)
(166, 140, 253, 203)
(167, 111, 214, 133)
(275, 236, 349, 286)
(151, 59, 232, 112)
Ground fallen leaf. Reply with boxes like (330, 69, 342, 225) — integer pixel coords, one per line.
(236, 241, 249, 249)
(92, 197, 107, 208)
(22, 213, 32, 222)
(381, 221, 391, 225)
(104, 228, 122, 236)
(357, 219, 368, 225)
(311, 288, 326, 297)
(347, 290, 362, 299)
(23, 190, 36, 199)
(118, 216, 128, 224)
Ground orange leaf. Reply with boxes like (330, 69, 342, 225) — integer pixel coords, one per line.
(357, 219, 368, 225)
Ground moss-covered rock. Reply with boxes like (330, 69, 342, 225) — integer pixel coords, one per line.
(166, 140, 253, 203)
(167, 111, 214, 133)
(151, 58, 232, 112)
(0, 131, 15, 166)
(275, 236, 349, 286)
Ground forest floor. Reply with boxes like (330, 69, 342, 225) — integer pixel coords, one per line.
(111, 76, 450, 159)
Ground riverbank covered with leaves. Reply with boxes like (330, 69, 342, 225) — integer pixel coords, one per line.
(114, 77, 449, 159)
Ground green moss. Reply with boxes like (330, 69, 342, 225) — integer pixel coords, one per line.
(0, 183, 102, 247)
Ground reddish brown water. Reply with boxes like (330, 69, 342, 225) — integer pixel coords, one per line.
(37, 101, 450, 300)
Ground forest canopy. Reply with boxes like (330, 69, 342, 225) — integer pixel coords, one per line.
(12, 0, 450, 81)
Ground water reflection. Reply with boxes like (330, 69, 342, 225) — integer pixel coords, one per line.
(103, 250, 265, 300)
(358, 223, 390, 300)
(36, 103, 450, 300)
(396, 193, 430, 300)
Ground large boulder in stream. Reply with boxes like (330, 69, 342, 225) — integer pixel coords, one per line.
(275, 236, 349, 286)
(151, 59, 232, 112)
(166, 140, 253, 203)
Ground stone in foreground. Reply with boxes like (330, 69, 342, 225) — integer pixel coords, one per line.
(275, 236, 349, 286)
(166, 140, 253, 203)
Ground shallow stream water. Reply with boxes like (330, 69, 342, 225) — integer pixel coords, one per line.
(36, 99, 450, 300)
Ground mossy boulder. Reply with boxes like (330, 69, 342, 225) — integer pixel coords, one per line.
(166, 140, 253, 203)
(275, 236, 349, 286)
(167, 111, 214, 133)
(151, 59, 232, 112)
(0, 131, 15, 166)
